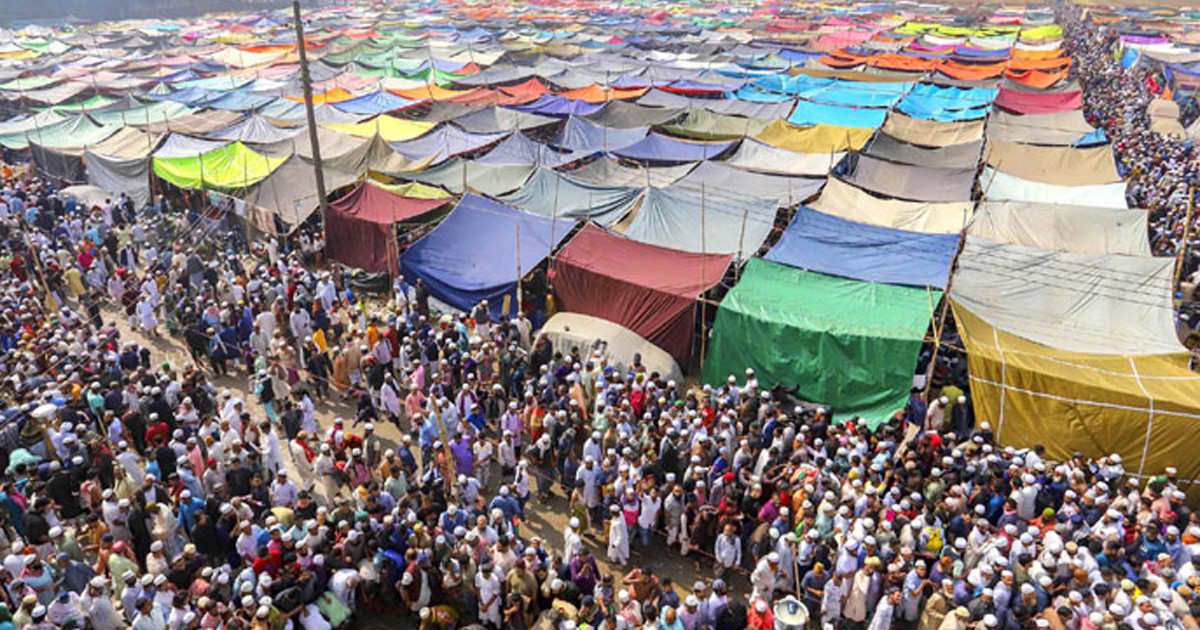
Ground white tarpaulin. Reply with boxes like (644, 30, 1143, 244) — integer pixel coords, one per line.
(809, 178, 974, 234)
(724, 138, 843, 177)
(539, 312, 684, 384)
(950, 237, 1180, 356)
(980, 167, 1128, 208)
(967, 201, 1150, 256)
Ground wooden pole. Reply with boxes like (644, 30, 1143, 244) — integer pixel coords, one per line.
(699, 183, 709, 369)
(1173, 185, 1196, 293)
(292, 0, 329, 232)
(515, 224, 522, 318)
(430, 400, 457, 494)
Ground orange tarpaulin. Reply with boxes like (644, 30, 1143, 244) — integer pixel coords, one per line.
(1006, 68, 1069, 89)
(560, 84, 648, 103)
(389, 85, 481, 101)
(287, 87, 353, 103)
(868, 53, 939, 71)
(1008, 56, 1073, 71)
(937, 61, 1008, 80)
(819, 53, 868, 68)
(1010, 48, 1063, 60)
(500, 78, 550, 101)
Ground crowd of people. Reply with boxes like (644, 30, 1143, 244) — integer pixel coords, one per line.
(0, 6, 1197, 630)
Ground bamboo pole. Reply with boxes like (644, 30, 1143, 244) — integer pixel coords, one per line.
(699, 183, 709, 369)
(1173, 185, 1196, 294)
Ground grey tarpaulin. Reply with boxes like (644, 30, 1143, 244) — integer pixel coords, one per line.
(498, 167, 642, 226)
(671, 160, 824, 207)
(566, 158, 695, 188)
(397, 157, 534, 197)
(841, 153, 977, 202)
(615, 186, 777, 258)
(861, 133, 983, 167)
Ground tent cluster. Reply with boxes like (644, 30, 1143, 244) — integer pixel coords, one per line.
(3, 3, 1200, 476)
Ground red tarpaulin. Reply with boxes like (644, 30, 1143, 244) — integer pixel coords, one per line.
(992, 88, 1083, 114)
(325, 183, 449, 273)
(552, 224, 733, 363)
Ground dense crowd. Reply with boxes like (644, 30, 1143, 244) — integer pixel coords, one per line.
(0, 7, 1197, 630)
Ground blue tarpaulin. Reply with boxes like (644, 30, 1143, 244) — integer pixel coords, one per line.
(551, 116, 648, 153)
(610, 132, 735, 162)
(807, 81, 912, 108)
(787, 101, 889, 128)
(399, 193, 571, 314)
(333, 90, 422, 115)
(390, 126, 508, 162)
(510, 95, 606, 117)
(896, 83, 996, 120)
(1121, 48, 1141, 69)
(475, 131, 580, 166)
(765, 208, 960, 288)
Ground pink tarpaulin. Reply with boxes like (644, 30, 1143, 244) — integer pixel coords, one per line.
(993, 88, 1083, 114)
(325, 183, 449, 273)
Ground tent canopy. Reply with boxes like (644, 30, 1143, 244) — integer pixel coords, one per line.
(980, 166, 1128, 208)
(539, 313, 683, 385)
(553, 224, 732, 363)
(498, 168, 642, 227)
(704, 258, 935, 426)
(153, 141, 287, 190)
(325, 182, 450, 273)
(811, 178, 974, 234)
(617, 186, 777, 257)
(967, 201, 1150, 255)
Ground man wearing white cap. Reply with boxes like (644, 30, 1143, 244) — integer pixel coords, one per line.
(82, 576, 123, 630)
(564, 517, 584, 562)
(607, 504, 630, 567)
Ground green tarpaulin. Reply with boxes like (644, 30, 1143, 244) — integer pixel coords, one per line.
(153, 141, 287, 191)
(702, 258, 936, 426)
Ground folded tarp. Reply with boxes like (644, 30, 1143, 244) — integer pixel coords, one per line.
(610, 133, 735, 163)
(323, 115, 437, 142)
(985, 108, 1103, 145)
(984, 139, 1120, 185)
(153, 141, 287, 190)
(862, 133, 983, 167)
(616, 186, 776, 258)
(204, 115, 303, 144)
(952, 302, 1200, 483)
(474, 131, 580, 167)
(541, 313, 683, 385)
(399, 193, 572, 314)
(950, 237, 1178, 355)
(754, 120, 873, 152)
(967, 201, 1150, 256)
(767, 208, 959, 288)
(703, 258, 935, 426)
(811, 178, 974, 234)
(552, 117, 647, 153)
(993, 87, 1082, 114)
(980, 167, 1128, 208)
(398, 158, 533, 197)
(841, 153, 976, 202)
(553, 224, 732, 363)
(451, 106, 561, 133)
(788, 101, 888, 129)
(388, 126, 507, 163)
(325, 182, 451, 273)
(881, 113, 985, 146)
(671, 161, 824, 207)
(566, 158, 694, 188)
(331, 90, 421, 115)
(658, 108, 772, 140)
(581, 101, 685, 128)
(498, 168, 642, 227)
(725, 138, 843, 177)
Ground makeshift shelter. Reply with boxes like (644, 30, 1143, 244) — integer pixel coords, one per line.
(861, 134, 983, 168)
(724, 139, 844, 176)
(980, 167, 1128, 208)
(967, 201, 1150, 255)
(540, 313, 683, 385)
(704, 258, 936, 426)
(765, 208, 960, 288)
(84, 126, 162, 208)
(552, 224, 733, 363)
(658, 109, 772, 140)
(984, 139, 1120, 185)
(566, 158, 694, 188)
(324, 182, 451, 273)
(671, 161, 824, 207)
(952, 302, 1200, 482)
(840, 153, 976, 202)
(498, 168, 642, 227)
(811, 178, 974, 234)
(153, 141, 287, 190)
(616, 186, 777, 257)
(398, 158, 534, 197)
(552, 116, 648, 153)
(950, 237, 1178, 356)
(399, 194, 571, 314)
(323, 115, 436, 142)
(880, 113, 985, 147)
(610, 133, 735, 163)
(754, 120, 873, 152)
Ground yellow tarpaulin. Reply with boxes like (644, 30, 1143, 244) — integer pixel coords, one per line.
(323, 115, 437, 142)
(753, 120, 872, 153)
(953, 302, 1200, 482)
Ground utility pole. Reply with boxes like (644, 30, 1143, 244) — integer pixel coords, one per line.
(293, 0, 328, 231)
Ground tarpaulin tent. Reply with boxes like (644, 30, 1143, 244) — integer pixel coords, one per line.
(567, 158, 694, 188)
(658, 109, 772, 140)
(331, 90, 421, 115)
(861, 133, 983, 168)
(765, 208, 960, 288)
(950, 237, 1178, 356)
(325, 182, 451, 273)
(840, 153, 976, 202)
(980, 167, 1128, 208)
(84, 126, 162, 208)
(952, 302, 1200, 483)
(724, 138, 843, 177)
(967, 201, 1151, 256)
(581, 101, 685, 128)
(671, 161, 824, 207)
(811, 178, 974, 234)
(553, 224, 732, 363)
(616, 186, 777, 257)
(551, 116, 647, 153)
(880, 113, 985, 147)
(540, 313, 683, 385)
(397, 158, 534, 197)
(244, 157, 357, 235)
(753, 120, 873, 153)
(788, 101, 889, 129)
(703, 258, 936, 426)
(153, 141, 287, 190)
(142, 110, 245, 135)
(498, 168, 642, 227)
(984, 139, 1120, 185)
(451, 107, 560, 133)
(992, 87, 1082, 114)
(388, 126, 508, 163)
(323, 115, 436, 142)
(474, 131, 580, 167)
(204, 115, 304, 144)
(399, 193, 572, 314)
(610, 132, 735, 163)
